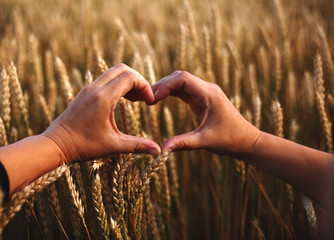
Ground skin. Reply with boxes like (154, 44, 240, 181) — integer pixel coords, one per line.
(152, 70, 334, 207)
(0, 63, 161, 195)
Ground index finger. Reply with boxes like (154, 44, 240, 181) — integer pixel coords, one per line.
(152, 71, 207, 102)
(103, 70, 155, 104)
(93, 63, 144, 87)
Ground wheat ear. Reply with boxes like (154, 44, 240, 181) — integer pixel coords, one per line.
(92, 170, 110, 239)
(318, 26, 334, 88)
(97, 56, 109, 75)
(314, 53, 332, 152)
(202, 26, 213, 80)
(132, 151, 171, 209)
(221, 47, 230, 92)
(272, 100, 294, 210)
(302, 195, 318, 238)
(144, 190, 161, 240)
(28, 34, 44, 94)
(183, 0, 199, 49)
(0, 69, 11, 131)
(163, 107, 179, 200)
(54, 56, 74, 105)
(64, 167, 91, 240)
(0, 117, 8, 146)
(85, 70, 93, 85)
(112, 154, 140, 221)
(47, 182, 63, 221)
(0, 165, 66, 234)
(8, 62, 29, 130)
(38, 94, 52, 125)
(274, 47, 282, 94)
(177, 24, 187, 70)
(45, 50, 57, 119)
(113, 35, 125, 65)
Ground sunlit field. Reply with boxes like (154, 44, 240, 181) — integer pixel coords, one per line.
(0, 0, 333, 239)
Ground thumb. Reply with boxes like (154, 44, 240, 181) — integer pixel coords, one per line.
(118, 134, 161, 157)
(162, 131, 202, 152)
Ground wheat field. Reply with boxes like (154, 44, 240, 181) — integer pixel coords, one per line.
(0, 0, 333, 239)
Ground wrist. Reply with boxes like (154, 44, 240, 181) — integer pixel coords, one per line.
(43, 123, 79, 164)
(38, 134, 68, 166)
(230, 126, 261, 159)
(240, 130, 266, 162)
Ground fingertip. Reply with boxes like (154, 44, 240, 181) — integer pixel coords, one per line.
(154, 88, 161, 99)
(147, 99, 158, 105)
(161, 138, 177, 153)
(148, 141, 161, 156)
(151, 83, 159, 92)
(144, 94, 155, 105)
(149, 148, 160, 157)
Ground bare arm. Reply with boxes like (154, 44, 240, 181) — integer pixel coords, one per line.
(152, 70, 333, 206)
(243, 131, 333, 206)
(0, 63, 161, 196)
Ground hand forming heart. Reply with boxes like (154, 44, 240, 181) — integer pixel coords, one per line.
(44, 64, 260, 164)
(152, 70, 260, 158)
(44, 63, 161, 164)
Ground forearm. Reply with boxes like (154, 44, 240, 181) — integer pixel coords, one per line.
(241, 131, 333, 205)
(0, 135, 66, 196)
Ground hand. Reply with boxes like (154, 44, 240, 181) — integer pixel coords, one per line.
(44, 63, 161, 164)
(152, 71, 260, 157)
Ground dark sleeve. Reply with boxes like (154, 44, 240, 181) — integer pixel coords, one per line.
(0, 161, 9, 202)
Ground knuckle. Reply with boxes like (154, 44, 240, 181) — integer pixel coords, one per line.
(179, 70, 191, 79)
(79, 84, 96, 96)
(209, 83, 222, 93)
(93, 90, 105, 103)
(208, 83, 225, 102)
(122, 71, 136, 84)
(115, 63, 128, 71)
(123, 71, 136, 79)
(81, 84, 93, 93)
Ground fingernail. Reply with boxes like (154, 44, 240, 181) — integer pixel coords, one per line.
(154, 89, 160, 97)
(149, 148, 160, 157)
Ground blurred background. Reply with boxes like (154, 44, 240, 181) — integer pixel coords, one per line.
(0, 0, 333, 239)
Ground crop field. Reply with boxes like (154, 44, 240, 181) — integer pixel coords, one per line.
(0, 0, 333, 239)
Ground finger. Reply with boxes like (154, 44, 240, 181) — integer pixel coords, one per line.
(118, 134, 161, 156)
(153, 71, 205, 103)
(161, 131, 203, 152)
(93, 63, 144, 87)
(153, 74, 186, 101)
(152, 70, 181, 92)
(103, 71, 155, 104)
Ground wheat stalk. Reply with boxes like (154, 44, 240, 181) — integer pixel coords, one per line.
(0, 164, 67, 234)
(85, 70, 93, 85)
(302, 195, 318, 238)
(0, 117, 8, 146)
(131, 151, 171, 211)
(64, 166, 91, 240)
(314, 53, 332, 153)
(54, 56, 74, 105)
(0, 69, 10, 131)
(92, 170, 110, 240)
(38, 94, 52, 125)
(45, 50, 57, 119)
(113, 35, 125, 65)
(318, 26, 334, 89)
(8, 62, 29, 131)
(28, 34, 44, 94)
